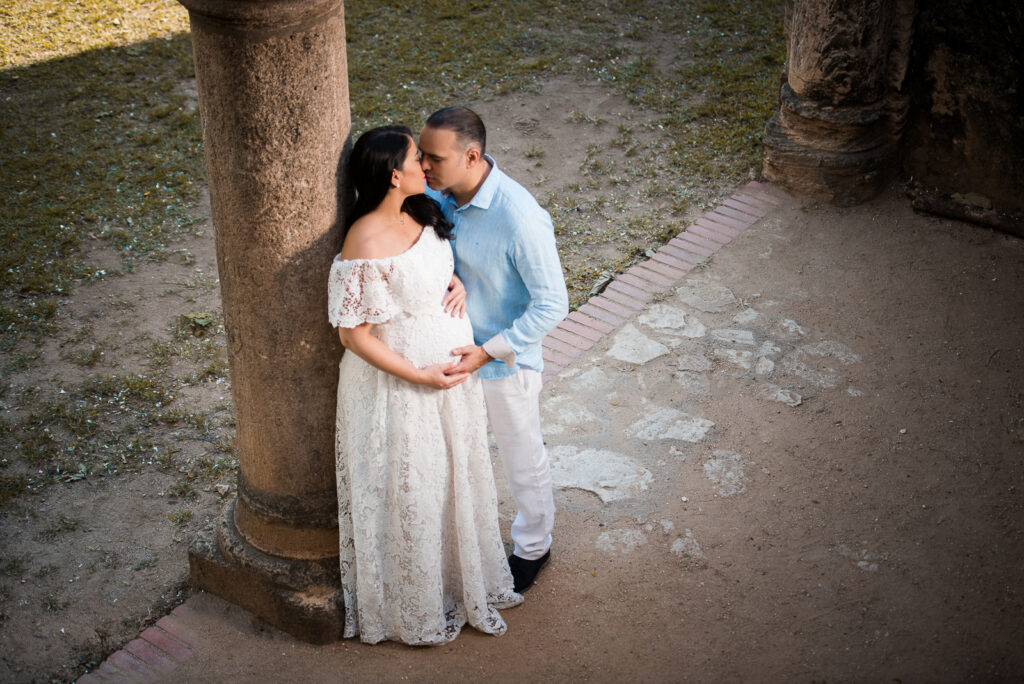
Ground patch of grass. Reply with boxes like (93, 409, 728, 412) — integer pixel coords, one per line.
(167, 509, 192, 527)
(101, 551, 119, 569)
(42, 595, 70, 612)
(0, 474, 29, 509)
(565, 110, 607, 126)
(134, 555, 158, 570)
(172, 311, 221, 340)
(196, 453, 235, 480)
(3, 349, 43, 373)
(188, 356, 228, 384)
(167, 480, 196, 501)
(1, 557, 26, 577)
(59, 326, 106, 366)
(39, 515, 82, 540)
(62, 343, 105, 368)
(81, 373, 175, 406)
(35, 563, 58, 578)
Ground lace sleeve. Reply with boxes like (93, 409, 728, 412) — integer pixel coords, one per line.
(327, 258, 397, 328)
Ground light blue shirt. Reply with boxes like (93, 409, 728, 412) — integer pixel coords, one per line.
(426, 156, 568, 380)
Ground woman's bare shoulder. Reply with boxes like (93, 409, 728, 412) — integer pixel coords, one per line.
(340, 216, 387, 261)
(340, 213, 426, 261)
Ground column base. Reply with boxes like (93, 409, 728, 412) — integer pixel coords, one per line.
(188, 499, 344, 644)
(763, 113, 895, 207)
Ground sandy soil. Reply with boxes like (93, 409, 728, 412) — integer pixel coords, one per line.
(2, 77, 1023, 682)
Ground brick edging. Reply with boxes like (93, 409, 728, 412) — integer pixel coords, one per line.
(76, 604, 197, 683)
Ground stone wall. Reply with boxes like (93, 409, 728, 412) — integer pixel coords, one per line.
(901, 2, 1024, 213)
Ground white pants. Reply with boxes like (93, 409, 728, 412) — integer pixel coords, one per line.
(482, 369, 554, 560)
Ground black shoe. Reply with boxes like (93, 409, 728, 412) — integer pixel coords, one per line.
(508, 551, 551, 593)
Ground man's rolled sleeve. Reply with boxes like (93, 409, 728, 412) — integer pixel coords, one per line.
(482, 333, 517, 368)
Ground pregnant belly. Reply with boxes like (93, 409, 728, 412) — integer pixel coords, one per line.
(375, 312, 476, 368)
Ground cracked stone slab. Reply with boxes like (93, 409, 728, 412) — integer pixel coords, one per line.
(637, 303, 685, 330)
(703, 449, 748, 497)
(627, 407, 714, 442)
(570, 365, 615, 392)
(673, 371, 710, 399)
(781, 354, 839, 388)
(549, 445, 653, 503)
(542, 396, 604, 436)
(596, 529, 648, 553)
(677, 352, 711, 372)
(711, 328, 756, 346)
(673, 279, 737, 313)
(670, 529, 704, 561)
(761, 383, 802, 406)
(606, 324, 669, 364)
(638, 303, 707, 338)
(754, 356, 775, 375)
(799, 340, 862, 364)
(712, 348, 754, 370)
(778, 318, 808, 336)
(733, 307, 762, 325)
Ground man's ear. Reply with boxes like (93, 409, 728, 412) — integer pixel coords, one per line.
(465, 145, 482, 167)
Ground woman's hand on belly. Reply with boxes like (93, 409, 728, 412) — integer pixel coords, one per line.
(417, 361, 470, 389)
(338, 323, 468, 389)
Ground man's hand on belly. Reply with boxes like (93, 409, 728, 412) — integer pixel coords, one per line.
(446, 344, 492, 375)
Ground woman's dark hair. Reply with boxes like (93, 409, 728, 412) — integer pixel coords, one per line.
(346, 125, 452, 239)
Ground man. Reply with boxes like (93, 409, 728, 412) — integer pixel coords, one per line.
(420, 106, 569, 593)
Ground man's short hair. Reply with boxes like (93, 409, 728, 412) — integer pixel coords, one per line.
(425, 106, 486, 154)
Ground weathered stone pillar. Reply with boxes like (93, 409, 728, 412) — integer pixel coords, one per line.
(763, 0, 915, 205)
(177, 0, 349, 642)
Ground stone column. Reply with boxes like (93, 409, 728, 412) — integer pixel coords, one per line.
(763, 0, 915, 205)
(177, 0, 349, 643)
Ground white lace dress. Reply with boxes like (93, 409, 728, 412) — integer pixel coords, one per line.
(327, 227, 522, 645)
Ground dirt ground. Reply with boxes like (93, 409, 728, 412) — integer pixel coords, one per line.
(2, 77, 1024, 682)
(166, 182, 1023, 684)
(0, 76, 697, 682)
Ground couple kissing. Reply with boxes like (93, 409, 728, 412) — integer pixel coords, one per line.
(327, 106, 569, 645)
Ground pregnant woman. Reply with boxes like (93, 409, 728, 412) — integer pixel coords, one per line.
(327, 125, 521, 645)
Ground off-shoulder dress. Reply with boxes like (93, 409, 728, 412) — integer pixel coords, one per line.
(327, 226, 521, 645)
